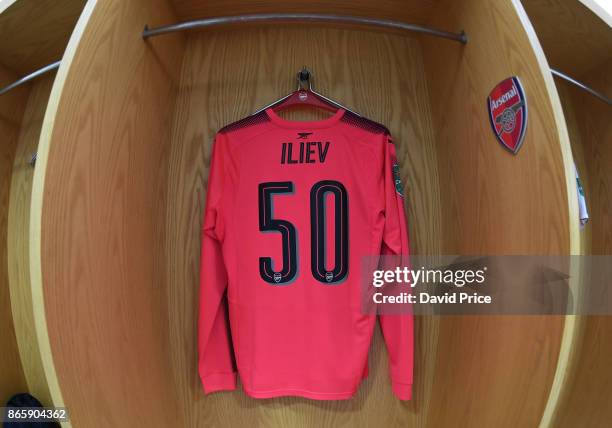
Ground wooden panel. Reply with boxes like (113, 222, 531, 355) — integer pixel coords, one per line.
(40, 0, 444, 421)
(7, 73, 55, 406)
(166, 26, 441, 428)
(520, 2, 611, 426)
(0, 63, 28, 403)
(423, 1, 572, 255)
(521, 0, 612, 78)
(37, 0, 186, 426)
(171, 0, 438, 23)
(39, 0, 576, 427)
(551, 59, 612, 428)
(554, 81, 592, 254)
(29, 0, 104, 413)
(0, 0, 86, 410)
(0, 0, 85, 74)
(422, 0, 572, 426)
(576, 64, 612, 256)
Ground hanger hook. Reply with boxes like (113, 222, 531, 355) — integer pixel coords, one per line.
(297, 67, 312, 91)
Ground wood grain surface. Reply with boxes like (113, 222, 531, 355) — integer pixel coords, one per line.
(555, 82, 593, 255)
(38, 0, 185, 426)
(521, 0, 612, 78)
(0, 0, 85, 75)
(165, 25, 441, 428)
(0, 63, 28, 404)
(549, 59, 612, 428)
(0, 0, 86, 411)
(7, 73, 55, 406)
(38, 0, 577, 427)
(170, 0, 438, 24)
(520, 2, 612, 427)
(422, 0, 572, 426)
(29, 1, 105, 419)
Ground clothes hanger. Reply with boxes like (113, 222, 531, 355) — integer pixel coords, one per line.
(253, 67, 360, 116)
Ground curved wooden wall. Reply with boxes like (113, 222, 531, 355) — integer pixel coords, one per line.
(0, 0, 86, 75)
(33, 0, 578, 427)
(36, 0, 185, 425)
(7, 73, 55, 406)
(0, 63, 28, 404)
(553, 61, 612, 428)
(420, 0, 573, 426)
(521, 2, 612, 426)
(0, 0, 85, 407)
(521, 0, 612, 78)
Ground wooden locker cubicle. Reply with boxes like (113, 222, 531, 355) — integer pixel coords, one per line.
(521, 1, 612, 427)
(0, 0, 28, 403)
(0, 0, 86, 406)
(28, 0, 580, 426)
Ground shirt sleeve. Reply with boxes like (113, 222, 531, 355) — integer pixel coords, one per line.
(378, 133, 413, 400)
(198, 132, 237, 394)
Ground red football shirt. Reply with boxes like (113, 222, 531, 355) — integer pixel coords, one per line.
(199, 107, 413, 400)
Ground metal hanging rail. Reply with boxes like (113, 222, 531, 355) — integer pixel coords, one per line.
(0, 61, 61, 96)
(142, 13, 467, 43)
(551, 68, 612, 106)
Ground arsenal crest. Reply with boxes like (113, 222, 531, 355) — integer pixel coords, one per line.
(487, 77, 528, 154)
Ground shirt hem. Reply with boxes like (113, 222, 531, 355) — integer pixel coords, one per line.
(243, 387, 357, 400)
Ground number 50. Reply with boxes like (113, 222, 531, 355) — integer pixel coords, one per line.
(258, 180, 348, 285)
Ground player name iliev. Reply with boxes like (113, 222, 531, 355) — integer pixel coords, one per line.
(280, 141, 330, 164)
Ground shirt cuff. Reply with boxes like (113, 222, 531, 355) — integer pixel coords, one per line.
(391, 380, 412, 400)
(201, 372, 237, 394)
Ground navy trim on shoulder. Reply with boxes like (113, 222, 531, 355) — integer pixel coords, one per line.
(340, 111, 390, 135)
(219, 111, 270, 134)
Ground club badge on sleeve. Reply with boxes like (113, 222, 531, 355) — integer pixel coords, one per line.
(392, 163, 404, 197)
(487, 77, 528, 154)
